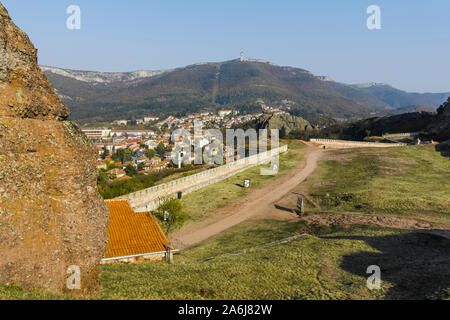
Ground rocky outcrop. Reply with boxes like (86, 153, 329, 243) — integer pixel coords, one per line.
(259, 113, 313, 136)
(0, 5, 68, 120)
(0, 2, 109, 295)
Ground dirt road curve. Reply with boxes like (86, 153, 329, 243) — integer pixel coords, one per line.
(172, 144, 323, 249)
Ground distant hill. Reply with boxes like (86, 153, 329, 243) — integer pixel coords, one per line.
(40, 66, 170, 84)
(326, 81, 393, 112)
(316, 95, 450, 142)
(42, 60, 450, 126)
(317, 112, 435, 141)
(42, 60, 372, 125)
(349, 83, 449, 110)
(394, 105, 437, 114)
(321, 78, 449, 112)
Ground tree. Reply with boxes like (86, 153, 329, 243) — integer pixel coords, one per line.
(158, 198, 186, 233)
(105, 160, 117, 171)
(156, 141, 166, 156)
(101, 149, 110, 160)
(279, 126, 287, 139)
(137, 162, 145, 171)
(437, 98, 449, 115)
(125, 164, 138, 177)
(145, 148, 157, 159)
(112, 148, 133, 164)
(287, 129, 310, 140)
(97, 169, 109, 188)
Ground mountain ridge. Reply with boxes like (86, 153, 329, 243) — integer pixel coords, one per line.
(319, 78, 449, 111)
(40, 65, 172, 84)
(43, 59, 371, 124)
(41, 59, 450, 125)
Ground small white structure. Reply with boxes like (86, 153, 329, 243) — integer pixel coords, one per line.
(240, 50, 247, 62)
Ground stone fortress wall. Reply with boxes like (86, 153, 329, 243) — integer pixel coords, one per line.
(118, 145, 288, 212)
(382, 132, 419, 138)
(309, 138, 407, 148)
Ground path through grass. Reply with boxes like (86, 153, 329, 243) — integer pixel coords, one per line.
(180, 140, 306, 224)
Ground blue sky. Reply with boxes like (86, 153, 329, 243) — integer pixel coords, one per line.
(2, 0, 450, 93)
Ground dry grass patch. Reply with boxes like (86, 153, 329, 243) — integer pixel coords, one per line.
(303, 145, 450, 225)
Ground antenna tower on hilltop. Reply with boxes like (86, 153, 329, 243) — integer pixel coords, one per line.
(240, 50, 245, 62)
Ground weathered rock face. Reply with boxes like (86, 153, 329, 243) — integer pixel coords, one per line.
(260, 113, 313, 135)
(0, 3, 109, 295)
(0, 5, 68, 120)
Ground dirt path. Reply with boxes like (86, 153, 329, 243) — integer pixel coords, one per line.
(171, 144, 323, 248)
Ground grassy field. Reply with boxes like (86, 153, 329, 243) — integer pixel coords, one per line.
(179, 140, 306, 224)
(303, 145, 450, 225)
(0, 139, 306, 300)
(99, 219, 449, 300)
(0, 284, 63, 300)
(2, 142, 449, 300)
(2, 219, 448, 300)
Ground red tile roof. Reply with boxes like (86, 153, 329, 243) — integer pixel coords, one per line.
(104, 200, 171, 259)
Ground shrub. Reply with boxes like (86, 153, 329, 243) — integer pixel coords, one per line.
(157, 198, 187, 232)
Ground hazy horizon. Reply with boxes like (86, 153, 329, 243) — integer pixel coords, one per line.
(3, 0, 450, 93)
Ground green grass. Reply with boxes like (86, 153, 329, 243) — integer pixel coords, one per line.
(3, 142, 449, 300)
(304, 145, 450, 225)
(178, 219, 304, 262)
(3, 219, 448, 300)
(98, 219, 449, 300)
(0, 284, 69, 300)
(97, 144, 449, 300)
(180, 140, 306, 224)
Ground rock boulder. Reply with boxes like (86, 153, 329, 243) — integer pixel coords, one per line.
(0, 2, 109, 295)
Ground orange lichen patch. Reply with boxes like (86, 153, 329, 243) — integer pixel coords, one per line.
(104, 200, 171, 259)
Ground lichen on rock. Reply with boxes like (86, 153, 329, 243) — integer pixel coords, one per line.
(0, 3, 69, 120)
(0, 2, 109, 295)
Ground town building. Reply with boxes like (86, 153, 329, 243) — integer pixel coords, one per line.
(218, 110, 233, 117)
(114, 120, 129, 126)
(111, 129, 155, 137)
(97, 162, 107, 170)
(107, 168, 126, 178)
(144, 116, 160, 123)
(81, 128, 111, 139)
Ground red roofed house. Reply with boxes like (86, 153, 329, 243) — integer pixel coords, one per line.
(102, 200, 177, 263)
(97, 162, 107, 170)
(107, 168, 126, 178)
